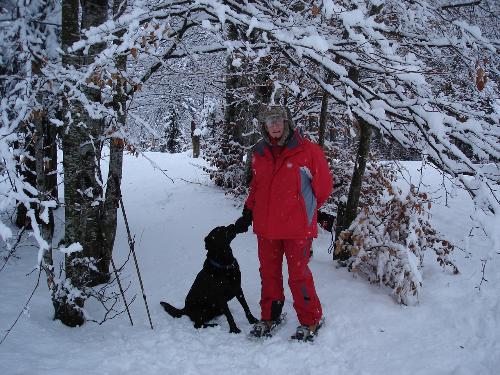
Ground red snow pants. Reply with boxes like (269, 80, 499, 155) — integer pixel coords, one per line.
(257, 237, 322, 326)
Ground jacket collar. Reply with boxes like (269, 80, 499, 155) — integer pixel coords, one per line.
(255, 128, 304, 157)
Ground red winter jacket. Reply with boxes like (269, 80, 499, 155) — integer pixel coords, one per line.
(245, 129, 333, 239)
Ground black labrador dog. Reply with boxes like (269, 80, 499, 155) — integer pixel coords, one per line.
(160, 224, 258, 333)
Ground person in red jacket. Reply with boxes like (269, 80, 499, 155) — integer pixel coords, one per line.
(235, 105, 333, 340)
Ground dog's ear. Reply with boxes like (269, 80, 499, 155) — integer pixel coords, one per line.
(205, 226, 223, 250)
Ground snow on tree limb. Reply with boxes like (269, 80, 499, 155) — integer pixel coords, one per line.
(1, 0, 498, 261)
(194, 0, 499, 250)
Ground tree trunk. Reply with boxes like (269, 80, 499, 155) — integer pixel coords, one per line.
(334, 66, 373, 261)
(45, 124, 58, 205)
(65, 0, 108, 286)
(58, 0, 109, 325)
(224, 24, 241, 144)
(334, 119, 372, 260)
(60, 0, 80, 270)
(31, 48, 59, 317)
(34, 107, 56, 293)
(61, 0, 80, 66)
(243, 46, 273, 186)
(15, 135, 37, 229)
(318, 72, 333, 149)
(192, 135, 200, 158)
(100, 2, 127, 270)
(100, 137, 124, 274)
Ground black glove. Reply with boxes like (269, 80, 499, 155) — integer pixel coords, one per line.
(318, 210, 335, 233)
(234, 206, 253, 233)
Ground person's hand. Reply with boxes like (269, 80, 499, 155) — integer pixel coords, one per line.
(234, 206, 252, 233)
(317, 210, 335, 233)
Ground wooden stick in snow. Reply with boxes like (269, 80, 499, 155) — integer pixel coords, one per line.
(119, 196, 154, 330)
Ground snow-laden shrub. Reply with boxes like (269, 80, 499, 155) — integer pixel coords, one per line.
(335, 162, 458, 305)
(203, 127, 248, 197)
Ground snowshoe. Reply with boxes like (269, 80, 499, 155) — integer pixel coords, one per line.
(290, 317, 325, 342)
(247, 313, 287, 340)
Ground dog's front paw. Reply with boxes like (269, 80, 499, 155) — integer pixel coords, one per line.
(229, 326, 241, 334)
(247, 314, 258, 324)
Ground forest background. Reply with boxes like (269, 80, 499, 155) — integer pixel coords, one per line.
(0, 0, 498, 341)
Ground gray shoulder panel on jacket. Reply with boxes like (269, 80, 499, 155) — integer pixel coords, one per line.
(254, 140, 268, 156)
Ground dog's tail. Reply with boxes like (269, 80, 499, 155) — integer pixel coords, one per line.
(160, 301, 184, 318)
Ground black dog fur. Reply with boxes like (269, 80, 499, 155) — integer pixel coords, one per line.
(160, 224, 258, 333)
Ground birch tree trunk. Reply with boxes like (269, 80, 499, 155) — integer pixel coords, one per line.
(63, 0, 107, 286)
(58, 0, 110, 325)
(58, 0, 85, 325)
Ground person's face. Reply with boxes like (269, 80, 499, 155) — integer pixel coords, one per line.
(265, 118, 285, 139)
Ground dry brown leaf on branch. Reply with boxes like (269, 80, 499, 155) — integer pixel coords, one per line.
(111, 138, 124, 147)
(476, 67, 487, 91)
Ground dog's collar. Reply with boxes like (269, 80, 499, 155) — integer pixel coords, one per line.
(207, 258, 237, 270)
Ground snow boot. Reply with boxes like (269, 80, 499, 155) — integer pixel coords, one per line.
(290, 317, 325, 342)
(247, 313, 287, 339)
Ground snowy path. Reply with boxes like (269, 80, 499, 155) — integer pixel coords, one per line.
(1, 152, 498, 375)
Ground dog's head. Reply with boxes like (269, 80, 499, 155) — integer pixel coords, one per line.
(204, 225, 237, 254)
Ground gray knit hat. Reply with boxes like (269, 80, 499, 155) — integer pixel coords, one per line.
(258, 105, 288, 124)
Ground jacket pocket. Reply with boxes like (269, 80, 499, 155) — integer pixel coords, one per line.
(299, 166, 317, 225)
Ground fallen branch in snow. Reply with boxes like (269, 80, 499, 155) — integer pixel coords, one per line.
(441, 1, 482, 10)
(84, 273, 136, 325)
(475, 258, 489, 291)
(175, 176, 212, 187)
(110, 257, 134, 326)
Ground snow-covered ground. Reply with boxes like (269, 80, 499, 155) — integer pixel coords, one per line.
(1, 151, 499, 375)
